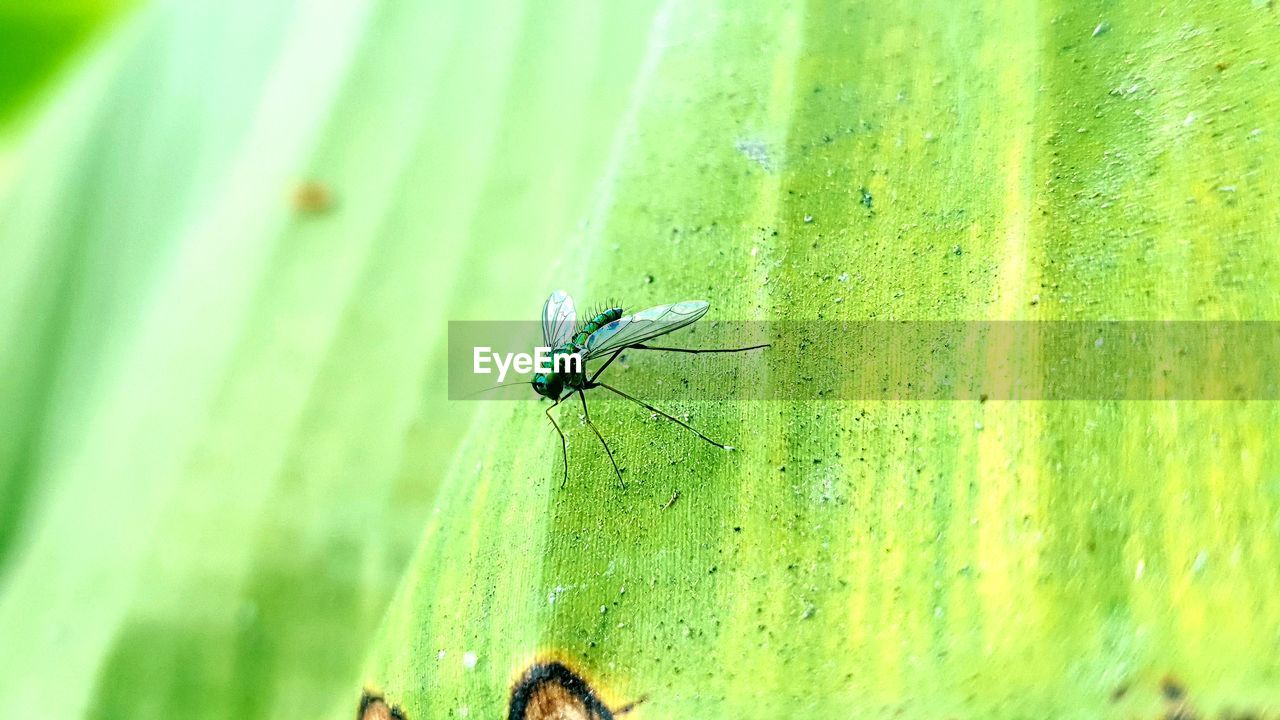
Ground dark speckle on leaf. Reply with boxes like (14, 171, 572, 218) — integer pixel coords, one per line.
(1161, 675, 1186, 701)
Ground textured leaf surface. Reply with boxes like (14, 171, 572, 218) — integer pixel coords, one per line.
(360, 0, 1280, 718)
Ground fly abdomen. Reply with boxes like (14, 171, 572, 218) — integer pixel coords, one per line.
(572, 307, 623, 346)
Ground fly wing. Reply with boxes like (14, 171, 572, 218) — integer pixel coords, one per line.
(542, 290, 577, 348)
(582, 301, 709, 359)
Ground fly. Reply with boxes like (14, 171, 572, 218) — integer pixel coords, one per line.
(532, 290, 768, 489)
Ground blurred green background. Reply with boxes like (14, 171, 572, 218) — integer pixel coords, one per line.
(0, 0, 120, 128)
(1, 0, 661, 716)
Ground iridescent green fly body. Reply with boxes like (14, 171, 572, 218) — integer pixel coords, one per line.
(531, 289, 768, 489)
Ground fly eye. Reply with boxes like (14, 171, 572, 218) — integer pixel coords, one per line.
(533, 377, 546, 390)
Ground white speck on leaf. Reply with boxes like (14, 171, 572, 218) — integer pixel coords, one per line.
(1192, 550, 1208, 575)
(735, 138, 774, 171)
(463, 651, 478, 669)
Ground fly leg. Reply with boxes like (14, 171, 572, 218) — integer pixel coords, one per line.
(588, 343, 767, 385)
(588, 349, 625, 384)
(578, 389, 624, 489)
(589, 381, 732, 451)
(628, 342, 770, 354)
(545, 398, 569, 488)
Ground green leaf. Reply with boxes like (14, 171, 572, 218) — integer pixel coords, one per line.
(0, 0, 126, 129)
(359, 0, 1280, 718)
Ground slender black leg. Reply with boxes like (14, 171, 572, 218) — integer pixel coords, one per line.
(588, 344, 767, 384)
(629, 342, 770, 354)
(590, 381, 731, 450)
(544, 399, 569, 488)
(579, 389, 624, 489)
(588, 349, 625, 384)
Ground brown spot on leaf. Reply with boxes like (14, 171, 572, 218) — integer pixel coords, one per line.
(508, 661, 643, 720)
(358, 691, 406, 720)
(292, 181, 334, 214)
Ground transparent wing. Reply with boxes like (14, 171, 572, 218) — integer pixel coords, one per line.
(583, 301, 710, 359)
(542, 290, 577, 347)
